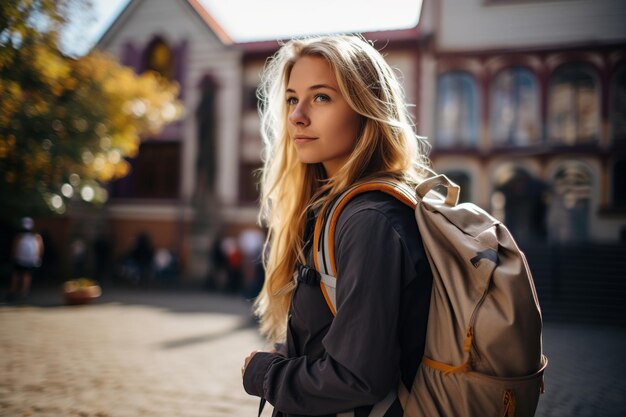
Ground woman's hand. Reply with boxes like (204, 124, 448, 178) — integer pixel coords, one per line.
(241, 350, 258, 377)
(242, 346, 282, 377)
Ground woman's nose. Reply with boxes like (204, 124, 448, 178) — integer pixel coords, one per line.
(288, 103, 310, 126)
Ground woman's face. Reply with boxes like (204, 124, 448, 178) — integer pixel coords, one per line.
(286, 55, 361, 177)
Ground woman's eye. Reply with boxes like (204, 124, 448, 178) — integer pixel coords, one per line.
(315, 94, 330, 103)
(286, 97, 298, 105)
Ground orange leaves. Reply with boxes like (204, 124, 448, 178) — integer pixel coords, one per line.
(1, 44, 183, 213)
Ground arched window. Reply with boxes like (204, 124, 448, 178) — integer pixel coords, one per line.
(144, 38, 173, 79)
(613, 159, 626, 208)
(547, 162, 592, 243)
(436, 72, 479, 148)
(548, 64, 600, 145)
(490, 67, 540, 146)
(610, 65, 626, 143)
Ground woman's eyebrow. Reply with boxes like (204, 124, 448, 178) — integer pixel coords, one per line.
(285, 84, 338, 94)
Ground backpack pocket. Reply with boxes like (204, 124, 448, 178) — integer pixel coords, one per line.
(402, 354, 548, 417)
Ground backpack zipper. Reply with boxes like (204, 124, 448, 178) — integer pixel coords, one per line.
(466, 278, 493, 366)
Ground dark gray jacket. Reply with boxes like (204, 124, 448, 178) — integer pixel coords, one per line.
(244, 191, 433, 417)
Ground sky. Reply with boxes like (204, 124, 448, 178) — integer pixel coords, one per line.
(64, 0, 423, 56)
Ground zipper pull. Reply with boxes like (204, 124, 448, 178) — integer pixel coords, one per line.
(500, 389, 516, 417)
(463, 327, 474, 352)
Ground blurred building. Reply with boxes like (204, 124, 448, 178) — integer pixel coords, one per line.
(50, 0, 624, 282)
(420, 0, 626, 246)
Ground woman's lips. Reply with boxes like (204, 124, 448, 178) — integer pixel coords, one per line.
(294, 135, 317, 144)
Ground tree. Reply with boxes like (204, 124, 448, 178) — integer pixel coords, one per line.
(0, 0, 183, 220)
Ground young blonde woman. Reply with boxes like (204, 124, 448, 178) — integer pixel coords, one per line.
(242, 35, 433, 417)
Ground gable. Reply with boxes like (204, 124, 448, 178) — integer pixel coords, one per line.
(96, 0, 231, 57)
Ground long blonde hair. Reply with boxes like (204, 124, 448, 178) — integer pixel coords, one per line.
(255, 35, 430, 342)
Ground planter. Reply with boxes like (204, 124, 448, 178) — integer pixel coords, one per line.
(63, 279, 102, 305)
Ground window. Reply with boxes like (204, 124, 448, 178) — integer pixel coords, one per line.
(490, 67, 540, 146)
(436, 72, 480, 148)
(613, 159, 626, 208)
(144, 38, 173, 79)
(610, 65, 626, 143)
(548, 64, 600, 145)
(111, 142, 180, 199)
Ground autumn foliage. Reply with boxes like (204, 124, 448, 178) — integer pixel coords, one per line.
(0, 0, 183, 218)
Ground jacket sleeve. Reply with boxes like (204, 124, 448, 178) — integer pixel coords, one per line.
(243, 207, 411, 415)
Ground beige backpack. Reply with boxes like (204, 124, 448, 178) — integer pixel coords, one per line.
(313, 175, 548, 417)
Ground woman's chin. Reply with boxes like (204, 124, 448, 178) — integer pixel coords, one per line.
(296, 154, 321, 165)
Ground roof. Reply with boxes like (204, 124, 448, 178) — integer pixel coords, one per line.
(235, 27, 423, 57)
(97, 0, 421, 51)
(185, 0, 232, 44)
(95, 0, 233, 49)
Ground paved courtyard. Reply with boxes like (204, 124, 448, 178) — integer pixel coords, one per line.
(1, 286, 625, 417)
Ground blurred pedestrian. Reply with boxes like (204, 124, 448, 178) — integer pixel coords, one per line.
(38, 230, 58, 283)
(94, 233, 112, 282)
(8, 217, 44, 302)
(238, 228, 265, 298)
(70, 237, 87, 277)
(130, 233, 154, 284)
(206, 234, 227, 291)
(153, 247, 178, 283)
(221, 236, 242, 293)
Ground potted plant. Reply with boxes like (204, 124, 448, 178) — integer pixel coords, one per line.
(63, 278, 102, 305)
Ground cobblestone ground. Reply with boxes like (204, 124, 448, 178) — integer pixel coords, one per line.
(535, 322, 626, 417)
(1, 286, 625, 417)
(0, 287, 272, 417)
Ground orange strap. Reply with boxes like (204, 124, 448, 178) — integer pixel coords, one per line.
(421, 326, 474, 375)
(313, 181, 416, 275)
(422, 356, 471, 375)
(312, 181, 417, 315)
(313, 182, 417, 274)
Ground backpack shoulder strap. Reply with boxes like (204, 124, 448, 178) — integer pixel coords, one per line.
(312, 180, 417, 316)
